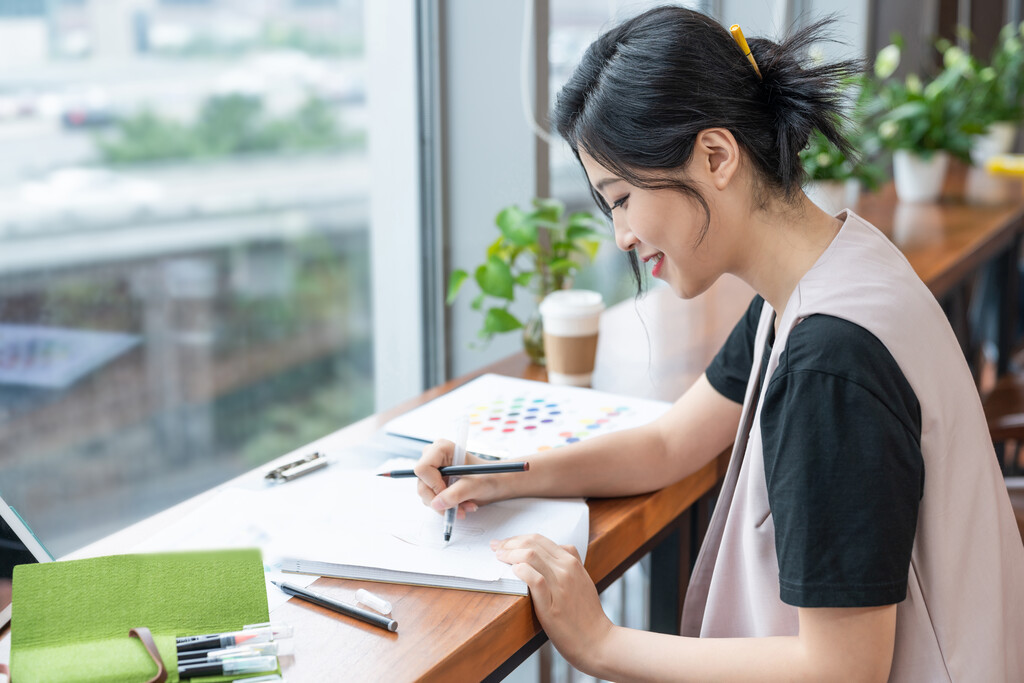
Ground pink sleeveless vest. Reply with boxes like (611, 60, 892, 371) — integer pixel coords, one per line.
(680, 211, 1024, 680)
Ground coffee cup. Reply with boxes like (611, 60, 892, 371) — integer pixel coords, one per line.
(539, 289, 604, 386)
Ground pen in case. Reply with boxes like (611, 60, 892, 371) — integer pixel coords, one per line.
(176, 626, 274, 653)
(377, 461, 530, 478)
(273, 580, 398, 632)
(178, 654, 278, 679)
(177, 641, 286, 663)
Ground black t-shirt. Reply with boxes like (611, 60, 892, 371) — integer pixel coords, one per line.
(705, 296, 924, 608)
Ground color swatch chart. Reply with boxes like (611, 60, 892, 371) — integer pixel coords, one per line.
(384, 374, 670, 459)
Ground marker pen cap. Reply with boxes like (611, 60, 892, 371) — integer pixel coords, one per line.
(355, 589, 392, 615)
(244, 622, 294, 640)
(207, 640, 292, 660)
(222, 655, 279, 675)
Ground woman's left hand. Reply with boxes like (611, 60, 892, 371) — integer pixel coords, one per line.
(492, 534, 614, 670)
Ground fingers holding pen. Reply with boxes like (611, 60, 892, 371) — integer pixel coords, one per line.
(414, 439, 454, 505)
(414, 439, 482, 517)
(432, 484, 480, 517)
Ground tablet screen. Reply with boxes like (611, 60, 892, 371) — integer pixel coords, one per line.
(1, 507, 45, 628)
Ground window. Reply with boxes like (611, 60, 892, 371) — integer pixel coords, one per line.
(0, 0, 386, 557)
(547, 1, 707, 306)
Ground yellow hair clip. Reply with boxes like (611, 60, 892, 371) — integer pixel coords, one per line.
(730, 24, 762, 80)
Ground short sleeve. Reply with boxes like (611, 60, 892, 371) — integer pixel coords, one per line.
(761, 315, 924, 608)
(705, 296, 763, 404)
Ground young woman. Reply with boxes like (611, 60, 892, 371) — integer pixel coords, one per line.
(414, 7, 1024, 681)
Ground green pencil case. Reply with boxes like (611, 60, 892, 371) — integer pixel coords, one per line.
(10, 548, 272, 683)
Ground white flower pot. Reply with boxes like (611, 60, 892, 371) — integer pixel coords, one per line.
(805, 179, 861, 215)
(893, 150, 949, 203)
(970, 121, 1018, 165)
(805, 180, 846, 214)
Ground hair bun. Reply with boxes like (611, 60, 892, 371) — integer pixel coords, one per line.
(747, 17, 862, 190)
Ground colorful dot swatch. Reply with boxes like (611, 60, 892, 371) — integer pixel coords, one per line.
(385, 375, 671, 459)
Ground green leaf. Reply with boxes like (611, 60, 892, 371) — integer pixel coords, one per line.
(578, 240, 601, 261)
(566, 226, 605, 242)
(475, 256, 515, 300)
(567, 213, 607, 231)
(549, 258, 577, 275)
(445, 269, 468, 306)
(496, 206, 537, 246)
(515, 271, 535, 287)
(470, 292, 485, 311)
(483, 307, 523, 333)
(485, 235, 507, 259)
(532, 197, 565, 216)
(885, 101, 929, 122)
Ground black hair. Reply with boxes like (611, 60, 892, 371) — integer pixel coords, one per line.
(553, 6, 862, 290)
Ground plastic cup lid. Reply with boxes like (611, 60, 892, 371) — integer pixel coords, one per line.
(539, 289, 604, 318)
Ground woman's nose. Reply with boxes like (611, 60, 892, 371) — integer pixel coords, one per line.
(613, 218, 639, 252)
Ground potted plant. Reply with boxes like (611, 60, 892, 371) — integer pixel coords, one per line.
(964, 22, 1024, 164)
(446, 198, 605, 364)
(865, 38, 975, 202)
(801, 80, 886, 213)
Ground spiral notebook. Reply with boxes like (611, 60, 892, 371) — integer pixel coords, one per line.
(271, 465, 589, 595)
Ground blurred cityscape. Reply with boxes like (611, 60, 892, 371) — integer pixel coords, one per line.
(0, 0, 373, 556)
(0, 0, 644, 558)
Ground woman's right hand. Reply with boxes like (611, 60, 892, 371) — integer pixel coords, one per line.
(413, 440, 511, 517)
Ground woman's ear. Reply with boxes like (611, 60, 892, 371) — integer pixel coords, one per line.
(693, 128, 741, 191)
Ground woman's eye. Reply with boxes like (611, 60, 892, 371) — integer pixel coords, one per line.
(611, 195, 629, 210)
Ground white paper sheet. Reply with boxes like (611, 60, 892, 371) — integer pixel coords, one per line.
(384, 374, 670, 458)
(261, 461, 589, 586)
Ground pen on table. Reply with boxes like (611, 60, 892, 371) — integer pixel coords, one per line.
(443, 415, 470, 543)
(377, 461, 530, 478)
(272, 580, 398, 633)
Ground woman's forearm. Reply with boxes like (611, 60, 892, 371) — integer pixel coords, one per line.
(505, 374, 741, 500)
(589, 609, 894, 683)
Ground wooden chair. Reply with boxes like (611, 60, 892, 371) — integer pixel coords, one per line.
(980, 372, 1024, 542)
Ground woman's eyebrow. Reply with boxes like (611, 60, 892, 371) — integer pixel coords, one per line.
(594, 177, 623, 193)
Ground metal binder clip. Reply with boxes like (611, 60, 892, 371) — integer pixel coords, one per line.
(265, 451, 329, 483)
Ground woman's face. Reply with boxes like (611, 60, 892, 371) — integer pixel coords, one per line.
(579, 149, 728, 300)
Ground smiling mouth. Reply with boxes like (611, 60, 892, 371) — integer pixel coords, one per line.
(645, 253, 665, 277)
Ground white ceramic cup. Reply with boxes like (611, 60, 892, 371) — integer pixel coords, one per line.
(539, 289, 604, 386)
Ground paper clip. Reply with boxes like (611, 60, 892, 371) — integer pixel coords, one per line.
(265, 452, 328, 483)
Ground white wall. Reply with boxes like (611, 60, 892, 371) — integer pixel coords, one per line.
(443, 0, 542, 378)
